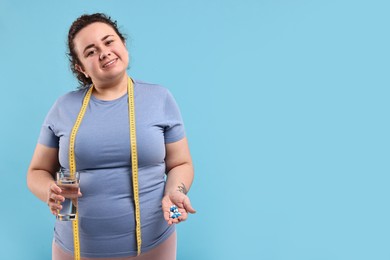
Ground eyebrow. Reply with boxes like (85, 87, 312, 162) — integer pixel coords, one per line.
(83, 34, 115, 54)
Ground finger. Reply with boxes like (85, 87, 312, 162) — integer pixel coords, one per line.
(48, 200, 62, 215)
(50, 203, 62, 212)
(50, 183, 62, 194)
(183, 198, 196, 214)
(176, 210, 188, 222)
(51, 208, 58, 215)
(47, 184, 60, 205)
(50, 192, 65, 203)
(166, 214, 178, 225)
(169, 217, 180, 225)
(164, 211, 171, 221)
(177, 216, 186, 223)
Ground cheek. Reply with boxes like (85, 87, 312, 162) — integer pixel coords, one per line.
(83, 59, 99, 72)
(116, 46, 129, 61)
(124, 50, 130, 65)
(124, 52, 129, 64)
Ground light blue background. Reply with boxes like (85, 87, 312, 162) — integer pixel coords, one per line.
(1, 0, 389, 259)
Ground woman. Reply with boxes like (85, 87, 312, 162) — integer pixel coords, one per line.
(27, 13, 195, 260)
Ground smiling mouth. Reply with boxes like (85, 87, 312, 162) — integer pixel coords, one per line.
(102, 58, 118, 68)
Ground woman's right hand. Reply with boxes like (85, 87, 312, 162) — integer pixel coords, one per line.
(47, 183, 64, 216)
(47, 183, 83, 215)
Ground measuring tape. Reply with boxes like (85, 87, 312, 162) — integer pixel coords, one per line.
(127, 78, 142, 255)
(68, 77, 142, 259)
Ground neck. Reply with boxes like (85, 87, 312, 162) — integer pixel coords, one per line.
(92, 74, 128, 101)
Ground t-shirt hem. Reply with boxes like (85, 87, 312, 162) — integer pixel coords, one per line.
(54, 226, 176, 258)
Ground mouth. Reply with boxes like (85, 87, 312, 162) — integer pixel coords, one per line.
(102, 58, 118, 68)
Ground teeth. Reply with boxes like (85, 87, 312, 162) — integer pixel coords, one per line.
(104, 59, 116, 68)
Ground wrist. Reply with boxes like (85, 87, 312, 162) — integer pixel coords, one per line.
(164, 184, 188, 196)
(176, 182, 188, 194)
(165, 182, 188, 196)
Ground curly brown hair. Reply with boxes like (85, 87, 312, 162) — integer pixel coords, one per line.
(67, 13, 127, 88)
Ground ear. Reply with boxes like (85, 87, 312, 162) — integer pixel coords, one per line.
(75, 64, 89, 78)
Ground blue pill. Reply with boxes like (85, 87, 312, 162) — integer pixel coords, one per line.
(169, 205, 182, 219)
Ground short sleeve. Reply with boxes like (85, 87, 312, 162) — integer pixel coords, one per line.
(163, 90, 185, 143)
(38, 101, 60, 148)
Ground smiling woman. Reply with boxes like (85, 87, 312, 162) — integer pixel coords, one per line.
(67, 14, 127, 89)
(72, 22, 130, 99)
(26, 13, 195, 260)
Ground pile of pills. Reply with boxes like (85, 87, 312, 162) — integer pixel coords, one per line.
(169, 205, 182, 219)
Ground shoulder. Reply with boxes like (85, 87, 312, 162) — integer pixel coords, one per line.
(54, 88, 89, 106)
(133, 79, 171, 97)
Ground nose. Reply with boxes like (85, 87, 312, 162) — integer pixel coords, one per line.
(99, 50, 111, 60)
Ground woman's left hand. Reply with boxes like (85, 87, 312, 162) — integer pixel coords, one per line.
(162, 191, 196, 225)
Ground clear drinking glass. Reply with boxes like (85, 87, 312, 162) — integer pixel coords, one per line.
(56, 170, 80, 221)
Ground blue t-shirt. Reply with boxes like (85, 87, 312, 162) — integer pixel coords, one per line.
(38, 79, 185, 257)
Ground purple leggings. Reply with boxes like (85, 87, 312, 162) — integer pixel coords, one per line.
(52, 231, 177, 260)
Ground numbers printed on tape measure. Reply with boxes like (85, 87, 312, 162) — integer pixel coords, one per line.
(73, 217, 81, 259)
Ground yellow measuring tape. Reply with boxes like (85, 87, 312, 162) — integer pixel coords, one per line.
(68, 77, 142, 259)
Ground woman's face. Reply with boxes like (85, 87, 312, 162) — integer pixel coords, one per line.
(73, 22, 129, 85)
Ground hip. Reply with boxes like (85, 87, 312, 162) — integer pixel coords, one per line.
(53, 230, 177, 260)
(54, 219, 175, 258)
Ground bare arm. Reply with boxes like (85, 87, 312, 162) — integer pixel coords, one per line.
(27, 143, 66, 215)
(27, 144, 60, 202)
(162, 137, 196, 224)
(164, 137, 194, 195)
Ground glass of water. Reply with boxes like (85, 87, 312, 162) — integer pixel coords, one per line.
(56, 170, 80, 221)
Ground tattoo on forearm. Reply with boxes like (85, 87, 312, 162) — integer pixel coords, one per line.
(177, 182, 188, 194)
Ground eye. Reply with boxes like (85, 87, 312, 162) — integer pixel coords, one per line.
(106, 39, 114, 45)
(86, 50, 96, 57)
